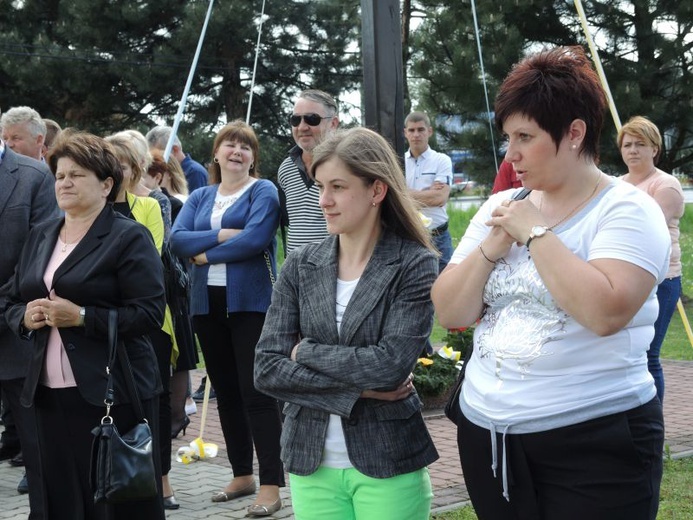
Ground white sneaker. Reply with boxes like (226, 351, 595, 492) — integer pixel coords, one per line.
(185, 400, 197, 415)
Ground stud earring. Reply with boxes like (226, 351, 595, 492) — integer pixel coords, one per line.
(213, 157, 220, 163)
(571, 144, 577, 150)
(372, 202, 377, 207)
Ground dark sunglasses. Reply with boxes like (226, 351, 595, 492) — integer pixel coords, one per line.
(289, 113, 331, 127)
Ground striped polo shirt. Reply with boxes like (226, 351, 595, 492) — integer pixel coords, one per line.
(277, 147, 329, 255)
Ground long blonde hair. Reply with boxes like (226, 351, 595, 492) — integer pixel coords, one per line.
(310, 127, 433, 250)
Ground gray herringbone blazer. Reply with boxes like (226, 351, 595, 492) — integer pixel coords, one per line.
(255, 229, 439, 477)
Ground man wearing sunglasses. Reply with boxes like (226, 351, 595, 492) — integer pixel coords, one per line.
(404, 111, 453, 273)
(277, 89, 339, 255)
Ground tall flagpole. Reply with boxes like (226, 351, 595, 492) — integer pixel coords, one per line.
(573, 0, 621, 131)
(246, 0, 267, 124)
(164, 0, 215, 162)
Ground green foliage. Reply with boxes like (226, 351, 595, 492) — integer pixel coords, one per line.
(407, 1, 693, 182)
(0, 0, 361, 178)
(413, 354, 460, 398)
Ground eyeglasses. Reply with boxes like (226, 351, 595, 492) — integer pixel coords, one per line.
(289, 113, 332, 127)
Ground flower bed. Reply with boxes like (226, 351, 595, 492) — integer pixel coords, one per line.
(413, 328, 473, 408)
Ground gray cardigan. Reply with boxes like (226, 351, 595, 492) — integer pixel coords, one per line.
(254, 229, 439, 477)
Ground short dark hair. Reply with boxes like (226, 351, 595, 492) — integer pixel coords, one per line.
(47, 130, 123, 202)
(495, 46, 607, 160)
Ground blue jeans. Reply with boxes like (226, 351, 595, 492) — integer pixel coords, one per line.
(432, 229, 453, 273)
(649, 276, 681, 403)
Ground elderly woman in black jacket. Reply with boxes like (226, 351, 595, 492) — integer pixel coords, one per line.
(5, 132, 166, 520)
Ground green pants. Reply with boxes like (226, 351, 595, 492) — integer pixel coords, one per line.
(289, 466, 433, 520)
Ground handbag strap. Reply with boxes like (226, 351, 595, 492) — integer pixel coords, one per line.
(103, 309, 146, 423)
(263, 251, 276, 285)
(512, 187, 532, 201)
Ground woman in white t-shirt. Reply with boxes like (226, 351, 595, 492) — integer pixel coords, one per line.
(432, 47, 671, 520)
(618, 115, 684, 404)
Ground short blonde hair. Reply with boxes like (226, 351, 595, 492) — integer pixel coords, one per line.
(617, 116, 662, 163)
(105, 134, 144, 186)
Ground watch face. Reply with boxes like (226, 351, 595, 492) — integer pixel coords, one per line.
(532, 225, 547, 237)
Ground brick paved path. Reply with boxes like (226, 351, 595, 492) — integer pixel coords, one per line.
(2, 360, 692, 519)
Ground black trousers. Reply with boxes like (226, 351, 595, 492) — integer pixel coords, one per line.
(458, 398, 664, 520)
(2, 378, 45, 520)
(34, 385, 165, 520)
(0, 383, 19, 446)
(193, 287, 284, 486)
(149, 328, 172, 476)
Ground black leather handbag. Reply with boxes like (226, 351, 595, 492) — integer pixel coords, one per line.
(90, 310, 158, 504)
(444, 187, 532, 426)
(444, 347, 472, 425)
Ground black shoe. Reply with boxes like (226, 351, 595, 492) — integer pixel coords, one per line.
(0, 442, 21, 462)
(192, 377, 216, 402)
(17, 473, 28, 495)
(171, 416, 190, 439)
(9, 451, 24, 467)
(163, 495, 180, 510)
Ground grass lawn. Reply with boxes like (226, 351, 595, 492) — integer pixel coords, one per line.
(431, 457, 693, 519)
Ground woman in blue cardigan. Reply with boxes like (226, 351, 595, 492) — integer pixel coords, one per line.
(170, 121, 284, 517)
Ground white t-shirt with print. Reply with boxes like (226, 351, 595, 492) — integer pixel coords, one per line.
(450, 178, 671, 433)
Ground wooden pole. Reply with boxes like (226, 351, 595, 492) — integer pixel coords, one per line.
(361, 0, 405, 156)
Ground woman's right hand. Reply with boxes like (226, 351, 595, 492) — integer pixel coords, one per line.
(23, 299, 49, 331)
(361, 374, 414, 401)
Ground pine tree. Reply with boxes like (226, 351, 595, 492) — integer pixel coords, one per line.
(407, 0, 693, 184)
(0, 0, 361, 175)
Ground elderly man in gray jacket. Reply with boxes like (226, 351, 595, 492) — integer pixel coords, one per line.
(0, 141, 59, 519)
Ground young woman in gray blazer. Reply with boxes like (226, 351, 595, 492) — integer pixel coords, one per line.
(255, 127, 439, 519)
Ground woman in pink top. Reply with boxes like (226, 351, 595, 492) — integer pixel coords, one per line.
(618, 115, 685, 403)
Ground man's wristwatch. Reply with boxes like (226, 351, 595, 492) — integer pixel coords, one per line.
(526, 225, 550, 249)
(78, 307, 86, 327)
